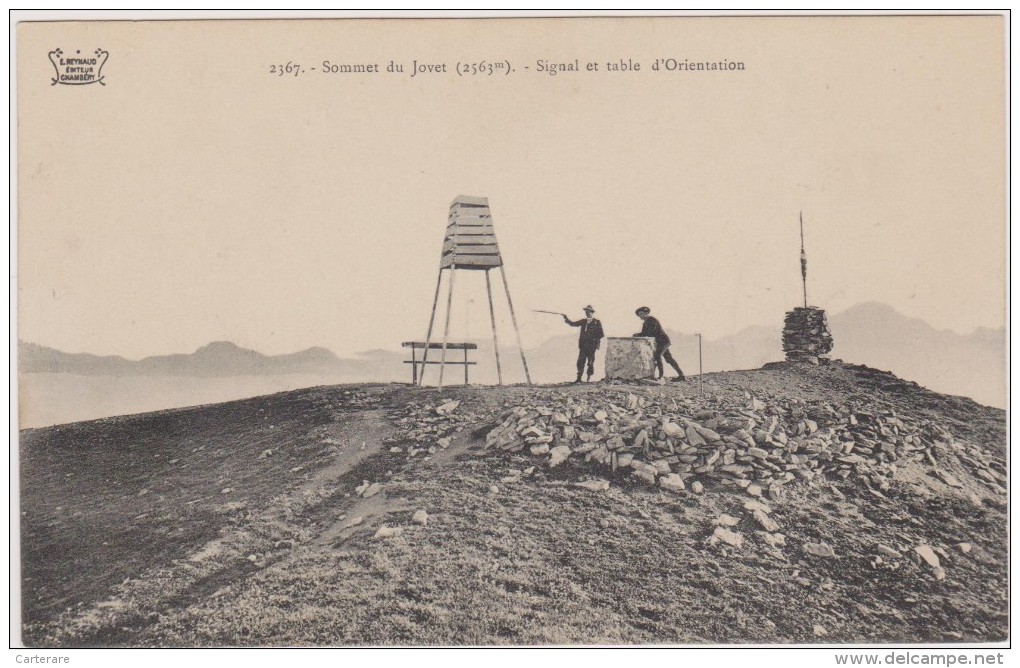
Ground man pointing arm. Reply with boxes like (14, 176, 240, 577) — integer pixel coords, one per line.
(564, 305, 604, 383)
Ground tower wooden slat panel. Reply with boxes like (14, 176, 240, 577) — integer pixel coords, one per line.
(418, 196, 531, 389)
(439, 197, 502, 270)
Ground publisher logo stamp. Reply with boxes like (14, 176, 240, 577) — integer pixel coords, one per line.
(48, 48, 108, 86)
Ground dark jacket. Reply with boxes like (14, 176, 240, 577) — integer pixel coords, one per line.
(635, 316, 671, 347)
(567, 317, 604, 350)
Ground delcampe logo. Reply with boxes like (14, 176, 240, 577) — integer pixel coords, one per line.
(48, 47, 108, 86)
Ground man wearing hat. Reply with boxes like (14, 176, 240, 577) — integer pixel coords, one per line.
(563, 305, 604, 383)
(634, 306, 686, 381)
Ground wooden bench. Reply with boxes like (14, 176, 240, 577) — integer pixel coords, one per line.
(402, 341, 478, 385)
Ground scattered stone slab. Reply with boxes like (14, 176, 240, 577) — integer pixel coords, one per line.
(715, 514, 740, 527)
(362, 483, 383, 499)
(744, 500, 772, 514)
(662, 421, 685, 438)
(753, 510, 780, 532)
(530, 443, 550, 456)
(876, 544, 901, 559)
(659, 473, 685, 493)
(631, 467, 657, 485)
(936, 470, 963, 488)
(548, 445, 572, 468)
(709, 526, 743, 548)
(436, 400, 460, 415)
(374, 526, 403, 539)
(577, 479, 610, 492)
(342, 516, 364, 529)
(412, 510, 429, 526)
(914, 544, 941, 569)
(803, 542, 837, 558)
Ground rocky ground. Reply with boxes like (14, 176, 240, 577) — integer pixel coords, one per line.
(18, 362, 1007, 646)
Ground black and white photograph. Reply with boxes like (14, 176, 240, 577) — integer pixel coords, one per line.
(10, 10, 1010, 660)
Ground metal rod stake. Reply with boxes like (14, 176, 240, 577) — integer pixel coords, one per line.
(698, 333, 704, 397)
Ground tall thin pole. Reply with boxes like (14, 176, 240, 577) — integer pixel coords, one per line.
(800, 211, 808, 309)
(437, 264, 457, 391)
(418, 268, 445, 386)
(498, 264, 532, 385)
(485, 269, 504, 385)
(698, 333, 703, 396)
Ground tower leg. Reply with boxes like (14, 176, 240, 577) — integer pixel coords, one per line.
(499, 264, 532, 385)
(418, 268, 445, 386)
(485, 269, 503, 385)
(438, 265, 457, 391)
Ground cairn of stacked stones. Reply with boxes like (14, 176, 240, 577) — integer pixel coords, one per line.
(484, 389, 1006, 502)
(782, 307, 833, 364)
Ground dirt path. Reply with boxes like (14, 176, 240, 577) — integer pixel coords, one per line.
(20, 389, 403, 646)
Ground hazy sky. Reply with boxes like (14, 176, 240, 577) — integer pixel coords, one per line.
(18, 16, 1006, 358)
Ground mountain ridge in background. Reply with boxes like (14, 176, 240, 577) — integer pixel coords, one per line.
(18, 301, 1006, 427)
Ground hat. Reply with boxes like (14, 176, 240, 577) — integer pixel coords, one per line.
(635, 306, 650, 315)
(583, 305, 595, 313)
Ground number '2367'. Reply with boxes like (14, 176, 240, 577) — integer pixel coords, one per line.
(269, 62, 302, 77)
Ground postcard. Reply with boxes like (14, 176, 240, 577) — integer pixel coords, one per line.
(13, 12, 1008, 655)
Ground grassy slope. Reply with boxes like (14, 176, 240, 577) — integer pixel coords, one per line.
(19, 364, 1007, 646)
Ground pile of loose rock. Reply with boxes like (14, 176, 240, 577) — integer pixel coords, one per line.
(782, 307, 834, 364)
(485, 388, 1004, 501)
(338, 389, 383, 407)
(385, 399, 476, 457)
